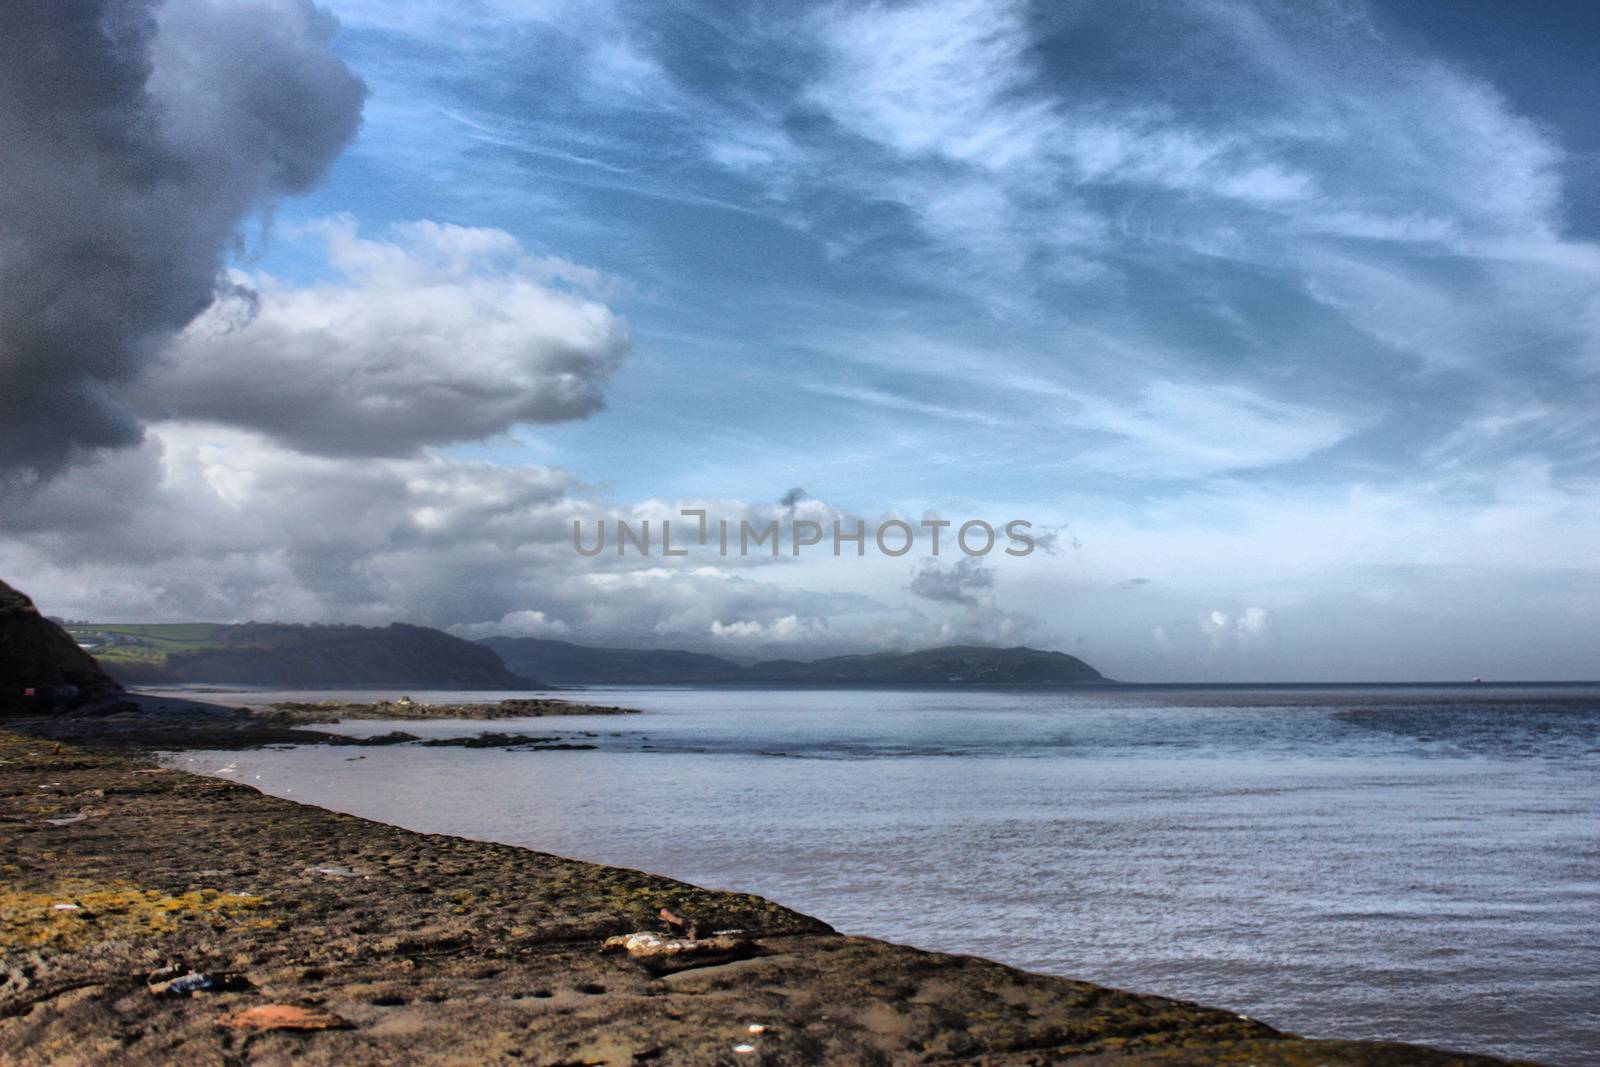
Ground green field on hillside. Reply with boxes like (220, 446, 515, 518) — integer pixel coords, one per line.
(65, 623, 222, 667)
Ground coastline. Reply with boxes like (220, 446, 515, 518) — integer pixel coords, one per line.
(0, 693, 634, 752)
(0, 724, 1539, 1065)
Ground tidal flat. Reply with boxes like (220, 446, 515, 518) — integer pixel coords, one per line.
(158, 684, 1600, 1065)
(0, 721, 1543, 1066)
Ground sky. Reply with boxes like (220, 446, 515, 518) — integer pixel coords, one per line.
(2, 0, 1598, 681)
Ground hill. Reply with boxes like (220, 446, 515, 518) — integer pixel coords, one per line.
(62, 619, 1103, 689)
(486, 637, 1105, 686)
(756, 645, 1106, 685)
(481, 637, 746, 684)
(1, 578, 124, 712)
(74, 621, 538, 689)
(66, 622, 224, 676)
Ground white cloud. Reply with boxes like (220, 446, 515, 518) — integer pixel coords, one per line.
(808, 0, 1044, 167)
(0, 0, 365, 478)
(1199, 606, 1273, 651)
(908, 556, 995, 606)
(138, 219, 629, 456)
(796, 0, 1596, 322)
(10, 0, 1600, 686)
(450, 610, 570, 640)
(1063, 380, 1356, 477)
(705, 126, 799, 174)
(709, 614, 819, 643)
(0, 424, 1012, 657)
(1151, 625, 1175, 654)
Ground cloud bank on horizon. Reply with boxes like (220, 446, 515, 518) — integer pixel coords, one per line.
(1, 0, 1597, 681)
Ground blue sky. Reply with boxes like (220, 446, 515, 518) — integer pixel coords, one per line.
(5, 0, 1598, 680)
(270, 0, 1600, 503)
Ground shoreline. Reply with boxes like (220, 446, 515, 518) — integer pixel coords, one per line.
(0, 694, 636, 752)
(0, 718, 1540, 1064)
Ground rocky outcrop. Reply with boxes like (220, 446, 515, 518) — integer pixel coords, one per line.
(0, 579, 122, 713)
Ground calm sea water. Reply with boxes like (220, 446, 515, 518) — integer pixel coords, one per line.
(159, 685, 1600, 1065)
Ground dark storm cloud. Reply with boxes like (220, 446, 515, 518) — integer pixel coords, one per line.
(0, 0, 364, 480)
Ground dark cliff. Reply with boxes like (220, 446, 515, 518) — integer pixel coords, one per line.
(0, 578, 123, 711)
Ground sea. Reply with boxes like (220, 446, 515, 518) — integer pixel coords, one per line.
(156, 684, 1600, 1065)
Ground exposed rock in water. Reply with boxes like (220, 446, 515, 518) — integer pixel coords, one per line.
(0, 690, 635, 752)
(0, 578, 123, 713)
(266, 698, 639, 723)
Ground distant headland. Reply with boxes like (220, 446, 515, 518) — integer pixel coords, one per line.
(484, 636, 1106, 687)
(54, 610, 1106, 690)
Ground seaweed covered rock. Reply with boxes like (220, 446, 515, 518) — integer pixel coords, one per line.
(0, 578, 122, 713)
